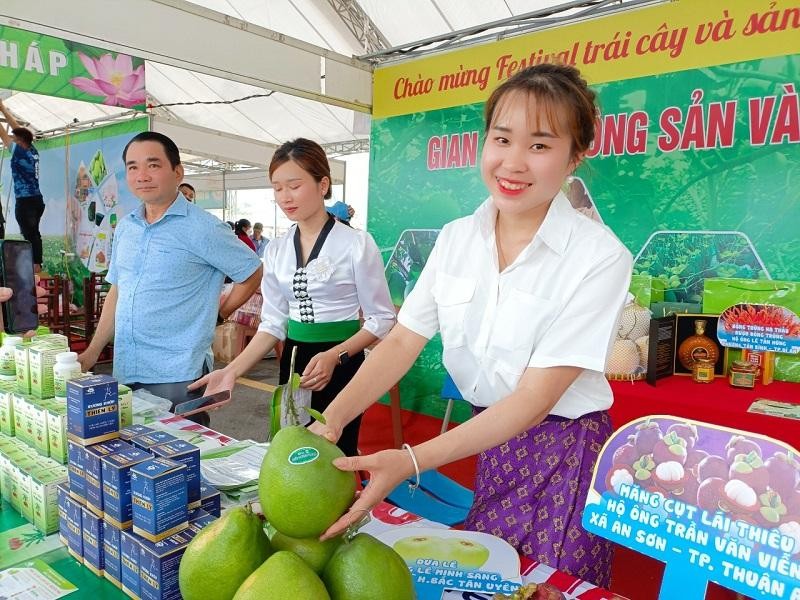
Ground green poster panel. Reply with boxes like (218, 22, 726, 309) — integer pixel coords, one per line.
(0, 24, 146, 109)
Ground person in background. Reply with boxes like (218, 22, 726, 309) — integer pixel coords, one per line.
(0, 99, 45, 272)
(190, 138, 396, 456)
(250, 222, 269, 257)
(78, 131, 263, 425)
(178, 182, 196, 202)
(311, 64, 632, 588)
(235, 218, 257, 251)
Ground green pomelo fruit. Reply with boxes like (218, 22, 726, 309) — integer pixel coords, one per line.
(232, 551, 330, 600)
(323, 533, 415, 600)
(179, 506, 272, 600)
(259, 425, 355, 538)
(270, 530, 343, 574)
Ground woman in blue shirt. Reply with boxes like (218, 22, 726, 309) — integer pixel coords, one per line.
(0, 99, 44, 271)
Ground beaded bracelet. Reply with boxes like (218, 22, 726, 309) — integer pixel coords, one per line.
(402, 443, 421, 496)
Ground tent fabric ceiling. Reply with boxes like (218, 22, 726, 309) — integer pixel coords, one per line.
(3, 0, 576, 157)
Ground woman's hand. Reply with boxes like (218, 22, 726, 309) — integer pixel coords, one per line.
(308, 417, 343, 445)
(187, 367, 237, 397)
(300, 349, 339, 391)
(319, 449, 413, 540)
(0, 287, 12, 303)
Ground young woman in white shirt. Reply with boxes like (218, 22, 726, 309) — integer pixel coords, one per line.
(312, 64, 632, 586)
(191, 138, 396, 456)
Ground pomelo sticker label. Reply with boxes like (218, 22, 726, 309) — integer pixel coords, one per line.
(288, 447, 319, 465)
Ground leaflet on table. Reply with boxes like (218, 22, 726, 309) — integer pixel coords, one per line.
(375, 527, 523, 599)
(583, 415, 800, 600)
(0, 559, 77, 599)
(747, 399, 800, 421)
(199, 441, 267, 490)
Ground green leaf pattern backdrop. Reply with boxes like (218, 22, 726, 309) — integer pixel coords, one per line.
(368, 54, 800, 418)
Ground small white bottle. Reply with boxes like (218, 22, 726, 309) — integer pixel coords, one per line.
(53, 351, 82, 400)
(0, 336, 23, 381)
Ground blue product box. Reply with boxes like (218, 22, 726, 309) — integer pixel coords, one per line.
(64, 494, 83, 563)
(85, 439, 132, 516)
(103, 519, 125, 588)
(81, 506, 105, 576)
(102, 446, 152, 530)
(151, 440, 200, 505)
(138, 527, 198, 600)
(119, 424, 156, 442)
(121, 529, 144, 599)
(130, 431, 178, 453)
(130, 458, 188, 542)
(198, 480, 221, 517)
(57, 482, 70, 546)
(67, 374, 119, 445)
(187, 508, 216, 533)
(67, 440, 87, 504)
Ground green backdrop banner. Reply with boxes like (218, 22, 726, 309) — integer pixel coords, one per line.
(368, 54, 800, 416)
(0, 24, 145, 110)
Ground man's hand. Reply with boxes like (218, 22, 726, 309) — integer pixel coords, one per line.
(0, 287, 11, 303)
(187, 367, 237, 397)
(77, 349, 100, 373)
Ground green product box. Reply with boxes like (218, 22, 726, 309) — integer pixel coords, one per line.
(0, 387, 14, 435)
(29, 401, 50, 457)
(14, 345, 30, 394)
(31, 468, 68, 534)
(12, 460, 36, 517)
(28, 345, 62, 400)
(118, 385, 133, 429)
(32, 334, 69, 348)
(46, 405, 68, 464)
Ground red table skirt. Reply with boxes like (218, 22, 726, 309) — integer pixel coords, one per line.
(609, 376, 800, 447)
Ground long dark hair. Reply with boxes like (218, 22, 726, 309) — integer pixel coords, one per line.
(234, 218, 251, 235)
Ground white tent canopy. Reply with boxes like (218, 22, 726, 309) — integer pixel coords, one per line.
(0, 0, 649, 156)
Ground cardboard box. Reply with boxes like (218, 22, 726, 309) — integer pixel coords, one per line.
(199, 480, 221, 517)
(152, 440, 200, 504)
(118, 384, 133, 429)
(29, 400, 50, 456)
(102, 519, 125, 588)
(85, 439, 133, 516)
(67, 439, 88, 504)
(0, 385, 14, 435)
(138, 527, 198, 600)
(130, 431, 178, 453)
(31, 467, 68, 534)
(65, 493, 84, 562)
(28, 345, 62, 399)
(46, 404, 68, 463)
(82, 506, 105, 576)
(102, 445, 152, 530)
(131, 458, 188, 543)
(67, 374, 119, 445)
(57, 482, 71, 546)
(14, 345, 29, 394)
(119, 424, 155, 442)
(187, 507, 216, 533)
(121, 529, 144, 599)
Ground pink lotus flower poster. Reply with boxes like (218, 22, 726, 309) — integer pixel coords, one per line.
(0, 24, 145, 110)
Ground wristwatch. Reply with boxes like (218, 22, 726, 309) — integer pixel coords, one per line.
(337, 350, 350, 365)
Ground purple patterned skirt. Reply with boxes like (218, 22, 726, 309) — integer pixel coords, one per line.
(464, 410, 614, 588)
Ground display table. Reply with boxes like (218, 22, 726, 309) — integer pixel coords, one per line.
(609, 376, 800, 446)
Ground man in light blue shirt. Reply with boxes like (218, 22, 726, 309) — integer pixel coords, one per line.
(78, 132, 262, 423)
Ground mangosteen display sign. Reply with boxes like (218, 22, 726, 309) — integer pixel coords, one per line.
(717, 303, 800, 355)
(583, 415, 800, 600)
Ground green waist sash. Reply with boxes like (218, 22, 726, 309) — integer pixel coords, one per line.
(287, 319, 360, 343)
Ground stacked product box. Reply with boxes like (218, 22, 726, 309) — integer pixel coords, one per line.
(52, 396, 221, 597)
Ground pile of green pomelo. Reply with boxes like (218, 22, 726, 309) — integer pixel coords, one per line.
(178, 426, 415, 600)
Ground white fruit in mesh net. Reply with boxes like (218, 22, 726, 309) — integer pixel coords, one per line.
(606, 339, 641, 375)
(635, 335, 649, 368)
(616, 302, 651, 340)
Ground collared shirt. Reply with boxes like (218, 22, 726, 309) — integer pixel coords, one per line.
(398, 192, 633, 419)
(106, 194, 262, 384)
(258, 220, 395, 340)
(10, 143, 40, 198)
(251, 235, 268, 258)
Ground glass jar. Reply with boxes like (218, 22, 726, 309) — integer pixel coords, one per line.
(729, 360, 757, 389)
(692, 358, 715, 383)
